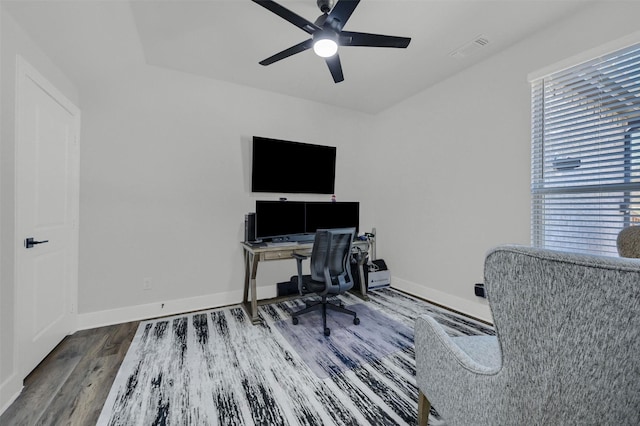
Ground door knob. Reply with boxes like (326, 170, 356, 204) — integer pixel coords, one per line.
(25, 237, 49, 249)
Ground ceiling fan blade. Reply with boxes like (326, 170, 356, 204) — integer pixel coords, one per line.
(259, 39, 314, 66)
(252, 0, 321, 35)
(327, 0, 360, 31)
(340, 31, 411, 48)
(325, 54, 344, 83)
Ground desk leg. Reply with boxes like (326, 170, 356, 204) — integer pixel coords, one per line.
(243, 252, 261, 325)
(250, 255, 259, 324)
(243, 250, 250, 304)
(357, 259, 369, 301)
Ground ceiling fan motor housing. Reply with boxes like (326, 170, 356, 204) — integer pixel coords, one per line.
(317, 0, 334, 14)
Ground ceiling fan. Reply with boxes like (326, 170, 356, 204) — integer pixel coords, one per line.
(252, 0, 411, 83)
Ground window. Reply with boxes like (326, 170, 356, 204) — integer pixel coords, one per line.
(531, 43, 640, 256)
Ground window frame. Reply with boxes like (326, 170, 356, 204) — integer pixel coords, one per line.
(530, 43, 640, 256)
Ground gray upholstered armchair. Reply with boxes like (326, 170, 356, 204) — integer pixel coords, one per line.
(415, 245, 640, 426)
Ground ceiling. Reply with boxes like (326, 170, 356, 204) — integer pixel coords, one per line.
(3, 0, 593, 114)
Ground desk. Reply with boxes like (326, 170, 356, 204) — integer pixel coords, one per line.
(241, 239, 371, 325)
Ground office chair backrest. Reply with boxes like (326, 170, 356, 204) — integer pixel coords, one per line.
(310, 228, 355, 289)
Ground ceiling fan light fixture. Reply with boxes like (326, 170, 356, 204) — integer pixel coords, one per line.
(313, 38, 338, 57)
(252, 0, 412, 83)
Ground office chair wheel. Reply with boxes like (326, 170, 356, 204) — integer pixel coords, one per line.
(292, 317, 299, 325)
(324, 328, 331, 337)
(353, 317, 360, 325)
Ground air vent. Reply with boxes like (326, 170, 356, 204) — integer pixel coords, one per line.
(450, 35, 490, 59)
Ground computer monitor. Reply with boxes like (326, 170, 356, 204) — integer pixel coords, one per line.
(305, 202, 359, 235)
(255, 201, 306, 240)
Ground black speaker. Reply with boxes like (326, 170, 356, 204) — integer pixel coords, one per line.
(244, 212, 256, 242)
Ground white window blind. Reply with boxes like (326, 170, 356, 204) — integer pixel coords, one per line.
(531, 43, 640, 256)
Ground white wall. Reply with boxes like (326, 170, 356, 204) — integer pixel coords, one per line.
(77, 66, 376, 326)
(367, 0, 640, 321)
(0, 9, 79, 413)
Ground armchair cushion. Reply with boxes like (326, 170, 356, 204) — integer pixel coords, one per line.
(452, 335, 501, 370)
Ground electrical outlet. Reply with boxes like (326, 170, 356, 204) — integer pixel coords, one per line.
(474, 283, 486, 298)
(143, 277, 152, 290)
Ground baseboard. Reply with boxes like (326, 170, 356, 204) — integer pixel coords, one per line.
(0, 374, 23, 416)
(77, 279, 492, 330)
(391, 277, 493, 324)
(77, 289, 246, 330)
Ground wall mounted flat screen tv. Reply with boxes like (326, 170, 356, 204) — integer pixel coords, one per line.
(252, 136, 336, 194)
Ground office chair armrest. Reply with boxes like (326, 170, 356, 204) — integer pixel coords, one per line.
(293, 253, 308, 295)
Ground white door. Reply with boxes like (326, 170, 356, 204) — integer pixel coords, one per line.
(15, 56, 80, 377)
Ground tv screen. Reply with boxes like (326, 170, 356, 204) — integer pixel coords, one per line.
(255, 201, 306, 240)
(252, 136, 336, 194)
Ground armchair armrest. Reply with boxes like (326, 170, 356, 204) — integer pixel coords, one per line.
(416, 315, 500, 376)
(415, 315, 501, 425)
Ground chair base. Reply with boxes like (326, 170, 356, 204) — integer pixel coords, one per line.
(292, 296, 359, 336)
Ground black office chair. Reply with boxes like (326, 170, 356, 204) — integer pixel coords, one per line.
(292, 228, 360, 336)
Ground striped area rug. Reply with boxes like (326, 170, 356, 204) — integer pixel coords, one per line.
(97, 288, 494, 426)
(274, 303, 414, 379)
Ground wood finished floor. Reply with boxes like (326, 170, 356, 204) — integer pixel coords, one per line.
(1, 321, 140, 426)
